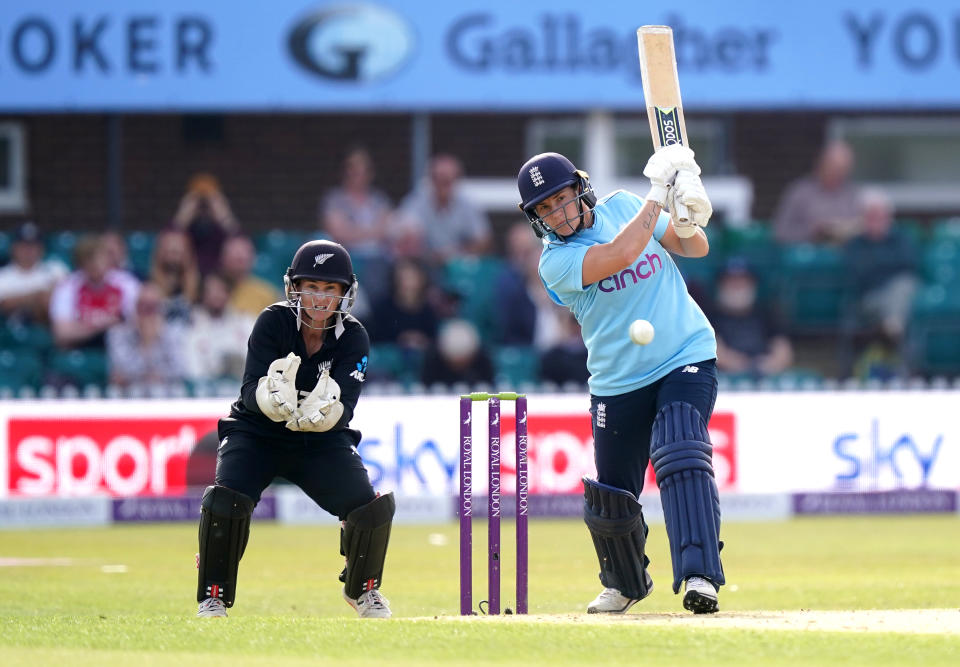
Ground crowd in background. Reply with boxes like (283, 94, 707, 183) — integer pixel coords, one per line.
(1, 140, 958, 396)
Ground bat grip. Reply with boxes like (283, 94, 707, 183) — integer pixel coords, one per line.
(673, 201, 690, 224)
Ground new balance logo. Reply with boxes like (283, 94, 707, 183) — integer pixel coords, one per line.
(314, 253, 334, 266)
(529, 166, 544, 187)
(682, 365, 700, 374)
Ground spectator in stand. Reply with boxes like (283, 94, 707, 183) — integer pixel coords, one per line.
(106, 282, 186, 388)
(773, 140, 863, 245)
(494, 222, 565, 348)
(396, 154, 492, 265)
(709, 258, 793, 379)
(320, 147, 394, 302)
(421, 318, 494, 387)
(0, 221, 68, 324)
(150, 229, 200, 326)
(538, 310, 590, 386)
(171, 172, 240, 274)
(219, 235, 281, 318)
(49, 234, 140, 349)
(842, 188, 919, 378)
(369, 257, 438, 350)
(184, 273, 255, 382)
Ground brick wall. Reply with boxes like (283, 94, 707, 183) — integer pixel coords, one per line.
(2, 110, 836, 234)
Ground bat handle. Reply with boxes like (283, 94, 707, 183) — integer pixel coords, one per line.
(673, 201, 690, 224)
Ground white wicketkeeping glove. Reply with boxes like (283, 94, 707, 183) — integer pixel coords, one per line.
(255, 352, 301, 422)
(667, 169, 713, 238)
(642, 144, 700, 208)
(285, 369, 344, 433)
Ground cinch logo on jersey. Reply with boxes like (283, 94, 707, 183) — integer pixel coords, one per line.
(350, 355, 368, 382)
(314, 253, 334, 266)
(598, 253, 663, 292)
(529, 166, 544, 187)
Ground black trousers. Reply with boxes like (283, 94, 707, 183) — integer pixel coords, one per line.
(215, 422, 376, 521)
(589, 359, 718, 497)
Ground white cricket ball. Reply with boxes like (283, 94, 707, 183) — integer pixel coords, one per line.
(629, 319, 655, 345)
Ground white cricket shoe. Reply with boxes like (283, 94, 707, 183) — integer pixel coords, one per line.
(197, 597, 228, 618)
(343, 588, 392, 618)
(587, 587, 641, 614)
(683, 576, 719, 614)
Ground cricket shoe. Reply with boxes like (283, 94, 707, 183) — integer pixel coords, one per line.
(587, 587, 643, 614)
(197, 597, 228, 618)
(683, 576, 719, 614)
(343, 588, 392, 619)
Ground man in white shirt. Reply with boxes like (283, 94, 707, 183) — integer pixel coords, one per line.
(0, 222, 68, 323)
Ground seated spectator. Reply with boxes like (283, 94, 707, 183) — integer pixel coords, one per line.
(494, 223, 565, 348)
(49, 234, 140, 349)
(709, 258, 793, 378)
(396, 154, 492, 265)
(538, 310, 589, 386)
(842, 188, 918, 378)
(773, 140, 863, 245)
(102, 230, 136, 276)
(421, 318, 494, 387)
(171, 172, 239, 274)
(369, 257, 438, 350)
(106, 282, 186, 388)
(0, 221, 68, 324)
(219, 235, 281, 318)
(320, 146, 394, 302)
(183, 273, 255, 382)
(150, 229, 199, 325)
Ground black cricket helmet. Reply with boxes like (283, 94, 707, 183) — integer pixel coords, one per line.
(284, 239, 358, 331)
(516, 152, 597, 240)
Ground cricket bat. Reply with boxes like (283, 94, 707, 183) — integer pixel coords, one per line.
(636, 25, 689, 223)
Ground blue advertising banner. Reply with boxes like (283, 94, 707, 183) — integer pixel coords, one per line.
(1, 1, 958, 111)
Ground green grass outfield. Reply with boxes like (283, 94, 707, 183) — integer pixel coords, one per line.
(1, 515, 958, 665)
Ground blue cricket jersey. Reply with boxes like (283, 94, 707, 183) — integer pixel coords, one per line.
(538, 190, 716, 396)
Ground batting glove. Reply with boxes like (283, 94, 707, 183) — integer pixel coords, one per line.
(643, 144, 699, 207)
(668, 169, 713, 237)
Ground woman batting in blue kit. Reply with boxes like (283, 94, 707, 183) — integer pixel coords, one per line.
(516, 145, 724, 614)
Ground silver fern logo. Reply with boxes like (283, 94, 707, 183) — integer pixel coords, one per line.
(314, 253, 334, 266)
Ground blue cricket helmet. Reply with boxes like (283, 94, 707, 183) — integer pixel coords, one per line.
(516, 152, 597, 239)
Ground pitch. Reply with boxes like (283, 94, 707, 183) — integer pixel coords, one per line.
(1, 515, 958, 665)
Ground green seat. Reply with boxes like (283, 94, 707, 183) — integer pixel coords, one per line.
(493, 345, 539, 387)
(0, 349, 44, 390)
(254, 231, 315, 263)
(49, 348, 109, 388)
(0, 231, 10, 263)
(905, 285, 960, 376)
(778, 244, 848, 334)
(922, 241, 960, 287)
(443, 256, 505, 341)
(0, 320, 54, 350)
(126, 231, 155, 277)
(367, 343, 423, 385)
(252, 250, 285, 283)
(46, 231, 78, 268)
(930, 217, 960, 244)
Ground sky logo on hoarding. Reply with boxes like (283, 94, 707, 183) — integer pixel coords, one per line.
(288, 4, 415, 82)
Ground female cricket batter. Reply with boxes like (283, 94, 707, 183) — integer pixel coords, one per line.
(195, 239, 393, 618)
(516, 145, 724, 614)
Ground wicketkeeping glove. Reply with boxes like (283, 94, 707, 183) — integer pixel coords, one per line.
(285, 369, 344, 433)
(255, 352, 301, 422)
(667, 169, 713, 238)
(643, 144, 699, 208)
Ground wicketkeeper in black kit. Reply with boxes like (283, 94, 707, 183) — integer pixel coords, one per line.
(196, 240, 394, 618)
